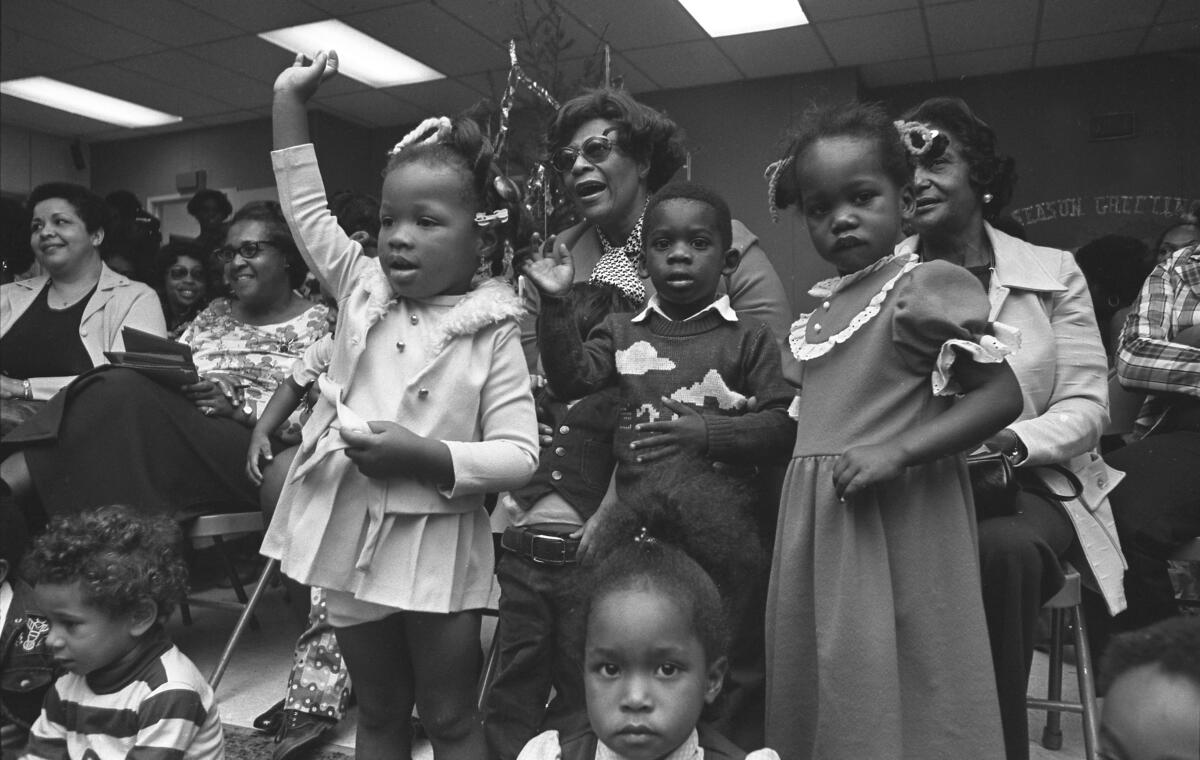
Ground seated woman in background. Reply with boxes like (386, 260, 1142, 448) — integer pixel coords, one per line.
(0, 182, 165, 435)
(156, 240, 210, 338)
(0, 200, 328, 523)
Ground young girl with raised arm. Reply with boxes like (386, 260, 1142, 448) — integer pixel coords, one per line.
(263, 51, 539, 760)
(763, 101, 1023, 759)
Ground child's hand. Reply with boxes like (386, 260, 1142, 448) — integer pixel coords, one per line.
(572, 514, 605, 563)
(518, 234, 574, 296)
(630, 398, 707, 463)
(341, 420, 425, 479)
(273, 50, 338, 101)
(245, 430, 274, 486)
(832, 444, 907, 501)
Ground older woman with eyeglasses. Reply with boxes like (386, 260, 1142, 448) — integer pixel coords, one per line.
(1, 201, 329, 522)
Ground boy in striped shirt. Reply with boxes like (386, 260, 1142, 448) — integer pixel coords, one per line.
(21, 505, 223, 759)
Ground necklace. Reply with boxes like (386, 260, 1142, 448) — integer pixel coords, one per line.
(590, 203, 649, 303)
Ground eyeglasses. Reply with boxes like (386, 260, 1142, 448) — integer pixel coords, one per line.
(214, 241, 273, 262)
(550, 128, 620, 173)
(167, 265, 205, 280)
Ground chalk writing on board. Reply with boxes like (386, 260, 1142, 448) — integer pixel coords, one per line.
(1010, 194, 1198, 227)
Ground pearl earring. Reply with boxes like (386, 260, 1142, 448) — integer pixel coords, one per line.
(982, 193, 994, 204)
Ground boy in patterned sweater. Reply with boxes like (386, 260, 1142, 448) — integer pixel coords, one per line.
(521, 181, 795, 544)
(21, 506, 224, 760)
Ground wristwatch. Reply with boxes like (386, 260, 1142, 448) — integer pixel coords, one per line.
(1002, 433, 1027, 464)
(22, 379, 33, 400)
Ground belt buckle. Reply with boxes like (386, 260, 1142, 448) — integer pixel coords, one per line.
(529, 533, 569, 565)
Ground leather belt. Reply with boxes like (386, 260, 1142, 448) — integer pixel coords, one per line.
(501, 525, 580, 566)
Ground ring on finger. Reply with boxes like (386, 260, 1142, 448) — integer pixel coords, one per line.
(203, 407, 215, 417)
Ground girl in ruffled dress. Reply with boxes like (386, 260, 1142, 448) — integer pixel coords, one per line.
(762, 101, 1023, 759)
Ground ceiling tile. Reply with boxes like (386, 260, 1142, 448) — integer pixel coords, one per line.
(559, 0, 704, 48)
(1039, 0, 1158, 40)
(185, 38, 369, 99)
(174, 0, 327, 33)
(716, 25, 835, 79)
(56, 0, 241, 46)
(118, 51, 267, 109)
(800, 0, 920, 23)
(383, 78, 494, 115)
(1, 0, 165, 61)
(56, 64, 230, 118)
(1, 25, 98, 77)
(347, 4, 506, 77)
(819, 9, 927, 66)
(436, 0, 599, 54)
(621, 40, 741, 91)
(935, 44, 1033, 79)
(316, 89, 426, 128)
(1140, 19, 1200, 53)
(1036, 30, 1144, 68)
(857, 56, 936, 88)
(1156, 0, 1200, 24)
(303, 0, 403, 15)
(607, 53, 660, 93)
(0, 92, 118, 137)
(927, 0, 1038, 55)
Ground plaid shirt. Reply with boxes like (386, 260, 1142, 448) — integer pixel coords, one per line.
(1115, 244, 1200, 438)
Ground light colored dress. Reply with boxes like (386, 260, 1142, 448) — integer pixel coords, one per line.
(765, 254, 1007, 760)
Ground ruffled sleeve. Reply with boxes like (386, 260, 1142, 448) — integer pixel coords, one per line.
(516, 730, 562, 760)
(891, 260, 1017, 395)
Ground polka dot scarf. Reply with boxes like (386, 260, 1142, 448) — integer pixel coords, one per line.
(589, 205, 648, 304)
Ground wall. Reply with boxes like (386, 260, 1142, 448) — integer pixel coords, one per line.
(642, 68, 858, 314)
(867, 51, 1200, 251)
(0, 124, 90, 196)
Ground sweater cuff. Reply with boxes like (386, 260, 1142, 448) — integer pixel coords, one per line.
(704, 414, 736, 460)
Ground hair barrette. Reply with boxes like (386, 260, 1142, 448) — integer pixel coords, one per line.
(474, 208, 510, 228)
(894, 120, 949, 159)
(389, 116, 453, 156)
(763, 156, 793, 223)
(634, 526, 657, 545)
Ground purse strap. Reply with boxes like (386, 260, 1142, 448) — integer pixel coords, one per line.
(1023, 464, 1084, 502)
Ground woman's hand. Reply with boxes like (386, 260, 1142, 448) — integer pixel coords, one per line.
(518, 234, 574, 297)
(832, 443, 907, 501)
(0, 376, 28, 400)
(245, 429, 274, 486)
(182, 377, 235, 418)
(630, 398, 708, 463)
(273, 50, 338, 101)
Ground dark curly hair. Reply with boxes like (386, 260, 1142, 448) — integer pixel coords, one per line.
(384, 116, 532, 272)
(27, 182, 111, 235)
(227, 200, 309, 289)
(187, 188, 233, 221)
(1098, 616, 1200, 694)
(23, 505, 189, 621)
(772, 100, 911, 214)
(901, 97, 1018, 221)
(646, 181, 733, 252)
(547, 89, 687, 192)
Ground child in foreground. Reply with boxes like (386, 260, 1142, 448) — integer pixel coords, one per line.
(763, 101, 1023, 759)
(22, 505, 224, 759)
(1097, 615, 1200, 760)
(517, 509, 779, 760)
(265, 51, 538, 760)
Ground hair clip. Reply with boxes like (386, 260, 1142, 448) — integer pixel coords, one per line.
(894, 120, 948, 159)
(763, 156, 793, 223)
(389, 116, 453, 156)
(474, 208, 510, 228)
(634, 526, 657, 545)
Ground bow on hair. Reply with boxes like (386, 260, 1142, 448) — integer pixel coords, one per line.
(390, 116, 453, 156)
(894, 120, 949, 159)
(763, 156, 793, 223)
(474, 208, 510, 228)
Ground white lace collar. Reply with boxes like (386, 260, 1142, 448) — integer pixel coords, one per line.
(789, 253, 919, 362)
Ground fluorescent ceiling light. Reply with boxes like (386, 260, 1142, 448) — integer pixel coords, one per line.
(259, 20, 443, 88)
(0, 77, 182, 128)
(678, 0, 808, 37)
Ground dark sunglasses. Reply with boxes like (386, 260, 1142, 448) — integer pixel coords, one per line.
(214, 240, 273, 263)
(551, 128, 620, 173)
(167, 265, 205, 280)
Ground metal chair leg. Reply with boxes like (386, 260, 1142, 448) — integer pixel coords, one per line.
(1071, 607, 1100, 760)
(1041, 607, 1065, 750)
(208, 558, 278, 690)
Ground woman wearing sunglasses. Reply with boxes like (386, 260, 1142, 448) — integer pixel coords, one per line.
(895, 97, 1122, 760)
(2, 201, 329, 523)
(536, 88, 791, 352)
(155, 240, 210, 338)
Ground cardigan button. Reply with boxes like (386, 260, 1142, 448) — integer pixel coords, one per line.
(19, 677, 31, 688)
(410, 314, 419, 325)
(395, 341, 405, 351)
(822, 301, 831, 310)
(558, 425, 570, 434)
(80, 329, 88, 336)
(418, 388, 429, 398)
(813, 323, 822, 333)
(550, 470, 563, 481)
(554, 446, 566, 457)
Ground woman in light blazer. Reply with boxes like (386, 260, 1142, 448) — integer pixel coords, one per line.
(897, 97, 1123, 760)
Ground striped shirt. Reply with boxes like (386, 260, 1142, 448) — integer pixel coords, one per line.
(23, 628, 223, 759)
(1116, 244, 1200, 438)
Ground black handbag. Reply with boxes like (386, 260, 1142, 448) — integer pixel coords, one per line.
(967, 452, 1084, 521)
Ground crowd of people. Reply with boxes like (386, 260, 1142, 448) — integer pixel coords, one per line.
(1, 46, 1198, 760)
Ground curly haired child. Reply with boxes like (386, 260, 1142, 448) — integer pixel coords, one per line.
(22, 505, 224, 759)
